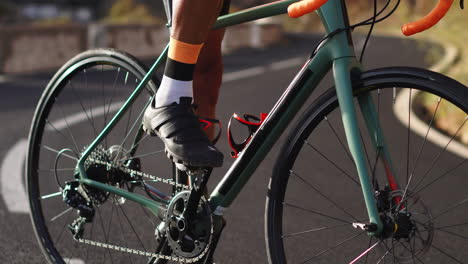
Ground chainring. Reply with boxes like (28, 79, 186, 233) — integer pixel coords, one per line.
(165, 190, 213, 258)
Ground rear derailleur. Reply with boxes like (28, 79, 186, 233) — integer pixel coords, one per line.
(62, 181, 95, 239)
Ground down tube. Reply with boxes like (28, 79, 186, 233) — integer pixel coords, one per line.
(210, 51, 332, 211)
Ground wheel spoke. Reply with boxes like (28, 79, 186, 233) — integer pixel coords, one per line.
(324, 116, 355, 165)
(54, 210, 73, 245)
(290, 170, 359, 221)
(68, 80, 98, 137)
(123, 77, 138, 141)
(104, 67, 122, 129)
(50, 207, 73, 222)
(41, 191, 63, 200)
(114, 197, 136, 264)
(84, 221, 95, 263)
(406, 89, 413, 189)
(117, 202, 148, 251)
(45, 119, 80, 155)
(349, 239, 380, 264)
(29, 52, 160, 263)
(282, 223, 349, 238)
(139, 203, 157, 228)
(431, 196, 468, 222)
(119, 133, 151, 161)
(55, 101, 81, 154)
(407, 97, 441, 194)
(97, 208, 116, 264)
(304, 140, 360, 186)
(395, 240, 425, 264)
(410, 158, 467, 198)
(401, 117, 468, 209)
(38, 168, 75, 172)
(300, 231, 365, 264)
(120, 149, 164, 162)
(435, 227, 468, 240)
(283, 202, 353, 224)
(41, 145, 78, 161)
(113, 97, 152, 163)
(430, 242, 464, 263)
(84, 69, 98, 136)
(437, 221, 468, 229)
(376, 246, 391, 264)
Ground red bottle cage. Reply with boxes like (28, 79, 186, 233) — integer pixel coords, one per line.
(227, 113, 268, 158)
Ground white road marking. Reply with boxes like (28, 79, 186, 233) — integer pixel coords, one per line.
(393, 89, 468, 159)
(393, 43, 466, 158)
(1, 56, 304, 215)
(64, 258, 85, 264)
(0, 75, 9, 83)
(223, 66, 266, 83)
(270, 57, 304, 71)
(0, 139, 28, 213)
(222, 56, 303, 83)
(1, 102, 124, 214)
(48, 102, 124, 131)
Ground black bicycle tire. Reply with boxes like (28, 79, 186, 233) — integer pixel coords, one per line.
(26, 48, 160, 264)
(265, 66, 468, 263)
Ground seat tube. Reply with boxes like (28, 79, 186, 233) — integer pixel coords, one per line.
(333, 57, 383, 234)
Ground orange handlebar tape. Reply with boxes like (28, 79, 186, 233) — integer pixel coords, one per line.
(288, 0, 328, 18)
(402, 0, 453, 36)
(168, 37, 204, 64)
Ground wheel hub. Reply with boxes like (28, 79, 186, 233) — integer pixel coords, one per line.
(376, 189, 434, 262)
(393, 212, 414, 240)
(82, 145, 136, 204)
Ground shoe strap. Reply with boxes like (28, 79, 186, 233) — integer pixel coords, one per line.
(199, 117, 222, 145)
(151, 105, 209, 142)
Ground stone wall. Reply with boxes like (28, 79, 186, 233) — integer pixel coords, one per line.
(0, 20, 283, 74)
(0, 25, 87, 74)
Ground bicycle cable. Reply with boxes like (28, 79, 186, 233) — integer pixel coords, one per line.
(310, 0, 401, 61)
(359, 0, 378, 62)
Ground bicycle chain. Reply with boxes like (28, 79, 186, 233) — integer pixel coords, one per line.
(88, 157, 190, 190)
(76, 237, 210, 263)
(74, 158, 211, 263)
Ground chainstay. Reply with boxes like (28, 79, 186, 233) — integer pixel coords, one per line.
(88, 158, 189, 190)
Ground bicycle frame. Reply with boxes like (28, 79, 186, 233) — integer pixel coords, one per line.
(75, 0, 396, 235)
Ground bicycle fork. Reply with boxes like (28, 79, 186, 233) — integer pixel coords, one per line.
(334, 56, 403, 236)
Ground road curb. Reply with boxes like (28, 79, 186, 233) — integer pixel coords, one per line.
(393, 40, 468, 158)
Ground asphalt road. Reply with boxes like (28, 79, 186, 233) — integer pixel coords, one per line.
(2, 33, 465, 263)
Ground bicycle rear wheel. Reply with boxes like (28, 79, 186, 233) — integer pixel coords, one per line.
(26, 49, 179, 263)
(266, 67, 468, 263)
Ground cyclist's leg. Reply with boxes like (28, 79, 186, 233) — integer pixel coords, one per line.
(144, 0, 224, 167)
(193, 0, 230, 141)
(155, 0, 223, 107)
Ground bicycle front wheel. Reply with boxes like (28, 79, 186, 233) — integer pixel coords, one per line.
(26, 49, 179, 263)
(266, 67, 468, 263)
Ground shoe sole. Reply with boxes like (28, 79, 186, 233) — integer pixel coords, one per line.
(142, 120, 222, 168)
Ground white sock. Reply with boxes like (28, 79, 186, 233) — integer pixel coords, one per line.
(155, 75, 193, 107)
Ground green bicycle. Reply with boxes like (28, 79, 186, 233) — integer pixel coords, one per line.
(27, 0, 468, 263)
